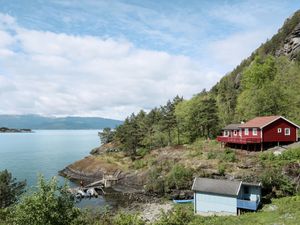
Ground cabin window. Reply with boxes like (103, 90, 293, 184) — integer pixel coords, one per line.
(224, 131, 229, 136)
(252, 128, 257, 136)
(244, 128, 249, 135)
(234, 130, 237, 136)
(285, 128, 290, 136)
(278, 128, 282, 133)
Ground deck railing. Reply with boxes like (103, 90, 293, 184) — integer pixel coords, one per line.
(217, 136, 261, 144)
(237, 199, 259, 211)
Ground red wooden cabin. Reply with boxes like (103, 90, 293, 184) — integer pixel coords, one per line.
(217, 116, 299, 150)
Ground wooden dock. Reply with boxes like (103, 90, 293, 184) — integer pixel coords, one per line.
(68, 174, 120, 198)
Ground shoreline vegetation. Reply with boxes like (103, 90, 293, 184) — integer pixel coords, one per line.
(58, 139, 300, 223)
(0, 127, 32, 133)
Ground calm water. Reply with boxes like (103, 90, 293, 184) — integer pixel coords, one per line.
(0, 130, 109, 208)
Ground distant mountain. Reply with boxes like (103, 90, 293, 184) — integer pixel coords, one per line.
(0, 115, 123, 130)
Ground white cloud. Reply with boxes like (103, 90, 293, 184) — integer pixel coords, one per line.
(0, 13, 221, 119)
(208, 29, 274, 69)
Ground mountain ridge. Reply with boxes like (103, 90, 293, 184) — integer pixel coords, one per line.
(0, 114, 123, 129)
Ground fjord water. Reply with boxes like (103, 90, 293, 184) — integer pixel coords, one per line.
(0, 130, 106, 208)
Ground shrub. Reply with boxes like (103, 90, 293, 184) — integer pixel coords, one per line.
(166, 164, 193, 190)
(259, 167, 296, 198)
(136, 148, 150, 157)
(222, 149, 236, 162)
(145, 167, 165, 194)
(154, 204, 194, 225)
(218, 163, 226, 176)
(207, 151, 217, 159)
(133, 160, 147, 170)
(11, 176, 82, 225)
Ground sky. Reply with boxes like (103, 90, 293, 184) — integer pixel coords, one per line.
(0, 0, 299, 120)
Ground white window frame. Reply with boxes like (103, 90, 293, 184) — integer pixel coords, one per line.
(234, 130, 237, 136)
(252, 128, 257, 136)
(244, 128, 249, 136)
(285, 128, 290, 136)
(224, 131, 229, 137)
(277, 128, 282, 133)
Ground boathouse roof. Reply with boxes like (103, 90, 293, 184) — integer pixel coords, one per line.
(192, 178, 241, 196)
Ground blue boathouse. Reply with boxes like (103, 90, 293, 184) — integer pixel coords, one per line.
(192, 177, 261, 216)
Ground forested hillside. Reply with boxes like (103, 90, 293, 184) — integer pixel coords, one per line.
(105, 10, 300, 156)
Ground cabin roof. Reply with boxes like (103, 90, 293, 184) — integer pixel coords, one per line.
(222, 124, 241, 130)
(239, 116, 300, 129)
(192, 178, 241, 196)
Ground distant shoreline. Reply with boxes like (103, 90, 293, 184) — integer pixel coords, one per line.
(0, 127, 32, 133)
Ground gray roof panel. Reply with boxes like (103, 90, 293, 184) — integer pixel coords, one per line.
(192, 177, 242, 196)
(222, 124, 241, 130)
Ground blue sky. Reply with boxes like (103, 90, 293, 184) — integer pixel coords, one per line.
(0, 0, 299, 119)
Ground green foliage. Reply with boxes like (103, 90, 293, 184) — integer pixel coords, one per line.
(259, 167, 295, 198)
(132, 159, 148, 170)
(166, 165, 193, 190)
(154, 204, 194, 225)
(136, 148, 150, 158)
(175, 93, 219, 143)
(218, 163, 226, 176)
(0, 169, 26, 208)
(258, 148, 300, 198)
(99, 127, 115, 144)
(11, 176, 82, 225)
(145, 167, 165, 194)
(207, 151, 217, 160)
(221, 149, 236, 162)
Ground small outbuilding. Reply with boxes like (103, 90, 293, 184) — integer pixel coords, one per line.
(192, 177, 261, 216)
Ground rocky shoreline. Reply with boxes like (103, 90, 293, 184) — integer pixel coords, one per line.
(0, 127, 32, 133)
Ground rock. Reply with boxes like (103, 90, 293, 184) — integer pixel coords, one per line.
(276, 22, 300, 59)
(0, 127, 32, 133)
(90, 142, 120, 155)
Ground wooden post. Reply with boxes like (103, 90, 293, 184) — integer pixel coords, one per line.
(261, 143, 263, 151)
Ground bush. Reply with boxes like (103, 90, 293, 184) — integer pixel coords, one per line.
(207, 151, 217, 159)
(166, 165, 193, 190)
(133, 160, 148, 170)
(11, 176, 82, 225)
(136, 148, 150, 157)
(259, 167, 296, 198)
(154, 204, 194, 225)
(218, 164, 226, 176)
(222, 149, 236, 162)
(145, 167, 166, 194)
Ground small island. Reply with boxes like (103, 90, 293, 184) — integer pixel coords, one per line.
(0, 127, 32, 133)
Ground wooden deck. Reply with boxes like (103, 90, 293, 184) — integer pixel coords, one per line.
(217, 136, 261, 144)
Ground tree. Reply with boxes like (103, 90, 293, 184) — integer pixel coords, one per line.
(12, 176, 82, 225)
(187, 95, 219, 141)
(99, 127, 115, 144)
(160, 96, 183, 145)
(0, 169, 26, 208)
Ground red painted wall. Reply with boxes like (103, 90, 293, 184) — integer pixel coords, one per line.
(263, 118, 297, 142)
(241, 128, 261, 138)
